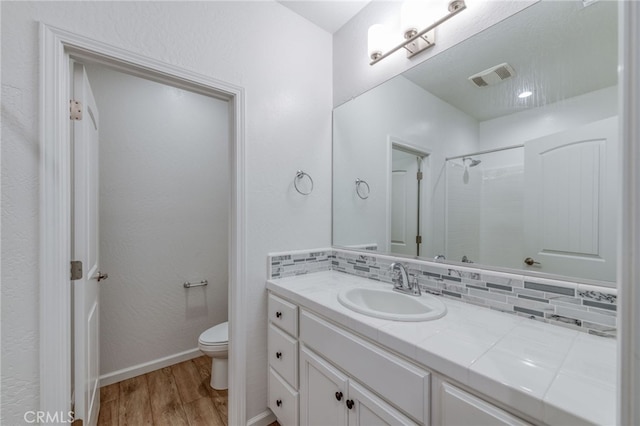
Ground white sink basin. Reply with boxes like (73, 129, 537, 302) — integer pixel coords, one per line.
(337, 287, 447, 321)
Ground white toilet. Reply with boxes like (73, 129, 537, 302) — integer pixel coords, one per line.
(198, 321, 228, 390)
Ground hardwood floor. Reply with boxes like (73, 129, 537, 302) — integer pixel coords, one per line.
(98, 356, 278, 426)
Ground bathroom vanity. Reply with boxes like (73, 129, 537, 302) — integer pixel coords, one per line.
(266, 271, 616, 426)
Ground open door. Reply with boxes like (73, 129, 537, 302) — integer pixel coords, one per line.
(390, 148, 424, 256)
(72, 62, 102, 425)
(523, 116, 618, 282)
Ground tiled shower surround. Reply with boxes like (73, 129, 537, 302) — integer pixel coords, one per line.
(269, 248, 617, 338)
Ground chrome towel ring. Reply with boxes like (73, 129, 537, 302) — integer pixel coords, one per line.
(294, 170, 314, 195)
(355, 178, 370, 199)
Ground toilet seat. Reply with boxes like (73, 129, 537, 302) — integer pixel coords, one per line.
(198, 321, 229, 390)
(199, 321, 228, 346)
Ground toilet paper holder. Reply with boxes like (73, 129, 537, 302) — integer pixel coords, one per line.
(183, 280, 208, 288)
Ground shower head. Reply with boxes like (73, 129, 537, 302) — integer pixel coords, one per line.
(463, 157, 481, 167)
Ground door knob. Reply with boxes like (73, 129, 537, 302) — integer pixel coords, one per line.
(524, 257, 541, 266)
(95, 271, 109, 282)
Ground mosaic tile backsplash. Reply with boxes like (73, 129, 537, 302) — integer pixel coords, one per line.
(269, 248, 617, 338)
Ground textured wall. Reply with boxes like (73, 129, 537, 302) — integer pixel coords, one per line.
(84, 65, 229, 377)
(0, 1, 332, 423)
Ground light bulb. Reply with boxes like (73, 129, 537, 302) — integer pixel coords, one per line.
(401, 1, 428, 38)
(401, 0, 448, 38)
(368, 24, 387, 60)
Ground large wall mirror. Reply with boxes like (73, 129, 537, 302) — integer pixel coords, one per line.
(332, 0, 618, 284)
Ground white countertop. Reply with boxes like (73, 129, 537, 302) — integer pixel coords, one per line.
(267, 271, 617, 426)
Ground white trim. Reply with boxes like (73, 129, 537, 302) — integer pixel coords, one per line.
(246, 409, 277, 426)
(40, 23, 73, 419)
(99, 348, 203, 387)
(618, 2, 640, 425)
(40, 24, 246, 426)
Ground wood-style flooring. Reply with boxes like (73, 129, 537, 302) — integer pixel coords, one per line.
(97, 355, 279, 426)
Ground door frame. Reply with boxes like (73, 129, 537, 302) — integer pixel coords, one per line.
(39, 23, 247, 425)
(386, 136, 431, 256)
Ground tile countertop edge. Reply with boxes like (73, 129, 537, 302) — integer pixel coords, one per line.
(266, 271, 616, 426)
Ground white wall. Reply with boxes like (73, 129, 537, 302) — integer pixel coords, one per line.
(333, 0, 536, 107)
(0, 2, 332, 423)
(333, 76, 478, 258)
(84, 65, 229, 377)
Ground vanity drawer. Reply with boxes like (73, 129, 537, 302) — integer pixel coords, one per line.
(300, 309, 430, 424)
(268, 323, 298, 388)
(268, 293, 298, 336)
(269, 367, 299, 426)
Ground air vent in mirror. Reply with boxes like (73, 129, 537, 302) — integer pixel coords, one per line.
(468, 63, 516, 87)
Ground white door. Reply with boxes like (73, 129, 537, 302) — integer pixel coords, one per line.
(524, 116, 618, 281)
(300, 346, 348, 426)
(72, 63, 101, 425)
(391, 150, 421, 256)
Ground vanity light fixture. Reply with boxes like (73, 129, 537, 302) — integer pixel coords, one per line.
(368, 0, 467, 66)
(518, 90, 533, 99)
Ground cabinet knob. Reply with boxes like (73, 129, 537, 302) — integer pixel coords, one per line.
(346, 399, 354, 410)
(276, 351, 282, 359)
(335, 391, 343, 401)
(276, 311, 282, 318)
(524, 257, 541, 266)
(276, 399, 282, 407)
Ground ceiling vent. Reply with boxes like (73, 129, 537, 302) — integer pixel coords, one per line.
(468, 63, 516, 88)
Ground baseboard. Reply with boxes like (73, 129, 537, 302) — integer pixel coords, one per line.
(247, 409, 276, 426)
(99, 348, 203, 386)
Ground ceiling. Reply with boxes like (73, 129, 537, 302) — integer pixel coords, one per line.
(278, 1, 371, 33)
(402, 1, 617, 121)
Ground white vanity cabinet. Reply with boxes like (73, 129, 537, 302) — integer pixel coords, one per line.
(433, 378, 532, 426)
(299, 309, 430, 425)
(267, 290, 532, 426)
(267, 293, 299, 425)
(300, 346, 418, 426)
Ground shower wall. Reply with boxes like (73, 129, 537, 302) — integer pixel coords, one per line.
(445, 163, 481, 262)
(478, 164, 524, 269)
(86, 65, 229, 381)
(445, 153, 524, 268)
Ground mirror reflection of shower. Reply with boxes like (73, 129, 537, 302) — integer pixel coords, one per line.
(445, 145, 524, 268)
(462, 157, 482, 184)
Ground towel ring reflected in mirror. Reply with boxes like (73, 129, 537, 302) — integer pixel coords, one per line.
(355, 178, 370, 199)
(294, 170, 314, 195)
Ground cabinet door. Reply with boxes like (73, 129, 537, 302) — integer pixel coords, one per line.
(300, 346, 348, 426)
(438, 382, 530, 426)
(348, 380, 419, 426)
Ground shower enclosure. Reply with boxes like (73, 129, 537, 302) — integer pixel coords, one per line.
(444, 145, 525, 269)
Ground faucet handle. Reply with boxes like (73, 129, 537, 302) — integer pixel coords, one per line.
(410, 275, 421, 296)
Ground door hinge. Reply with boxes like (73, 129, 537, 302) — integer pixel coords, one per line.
(70, 100, 83, 121)
(416, 235, 422, 244)
(417, 171, 423, 181)
(71, 260, 83, 280)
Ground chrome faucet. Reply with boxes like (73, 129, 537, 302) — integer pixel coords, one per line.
(390, 262, 421, 296)
(434, 254, 446, 261)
